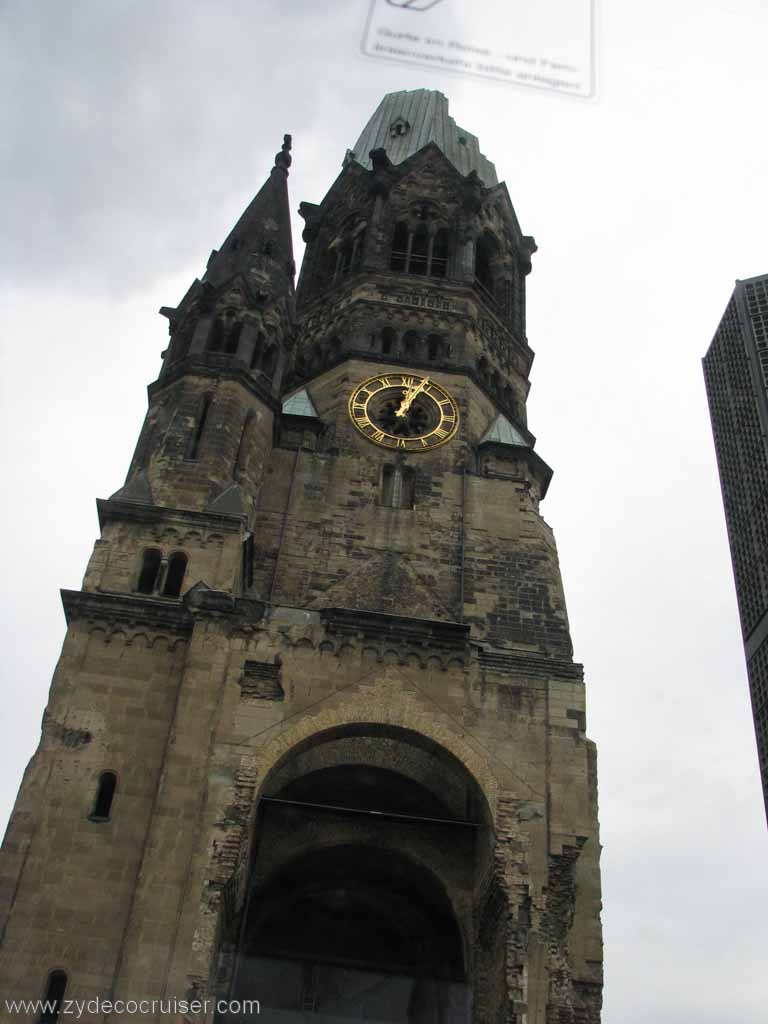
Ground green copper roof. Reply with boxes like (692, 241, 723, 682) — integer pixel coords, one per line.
(282, 388, 318, 418)
(480, 414, 529, 447)
(351, 90, 498, 185)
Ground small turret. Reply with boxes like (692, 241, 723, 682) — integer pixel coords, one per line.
(158, 135, 296, 393)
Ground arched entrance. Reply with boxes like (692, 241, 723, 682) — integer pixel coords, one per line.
(220, 725, 493, 1022)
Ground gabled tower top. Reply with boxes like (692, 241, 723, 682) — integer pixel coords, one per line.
(350, 89, 498, 184)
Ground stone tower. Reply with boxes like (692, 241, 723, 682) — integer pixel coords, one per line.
(0, 90, 603, 1023)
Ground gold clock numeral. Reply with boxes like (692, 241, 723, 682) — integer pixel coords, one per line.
(357, 416, 372, 428)
(420, 437, 429, 447)
(433, 427, 449, 440)
(352, 400, 367, 412)
(443, 414, 455, 424)
(377, 377, 391, 388)
(372, 429, 386, 442)
(401, 376, 416, 388)
(396, 438, 407, 448)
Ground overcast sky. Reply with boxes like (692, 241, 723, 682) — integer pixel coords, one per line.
(2, 1, 768, 1021)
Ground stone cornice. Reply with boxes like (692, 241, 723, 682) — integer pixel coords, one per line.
(476, 646, 584, 681)
(298, 277, 534, 369)
(61, 587, 268, 631)
(97, 498, 245, 532)
(61, 589, 194, 634)
(148, 356, 283, 412)
(320, 606, 470, 653)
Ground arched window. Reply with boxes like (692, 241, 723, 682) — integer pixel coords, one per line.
(250, 332, 265, 370)
(90, 771, 117, 822)
(162, 552, 188, 598)
(39, 971, 67, 1024)
(410, 226, 429, 276)
(136, 548, 162, 594)
(224, 320, 242, 355)
(207, 318, 224, 353)
(427, 334, 443, 362)
(432, 228, 449, 278)
(474, 232, 498, 297)
(381, 327, 396, 355)
(390, 222, 409, 272)
(390, 221, 450, 277)
(402, 330, 419, 359)
(262, 344, 277, 378)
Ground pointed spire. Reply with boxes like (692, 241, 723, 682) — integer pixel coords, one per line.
(202, 134, 295, 298)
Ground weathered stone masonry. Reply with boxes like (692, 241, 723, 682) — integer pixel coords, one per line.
(0, 90, 602, 1023)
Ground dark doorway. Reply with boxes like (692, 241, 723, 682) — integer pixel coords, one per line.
(231, 843, 470, 1022)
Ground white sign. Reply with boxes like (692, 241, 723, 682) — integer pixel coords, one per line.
(362, 0, 596, 100)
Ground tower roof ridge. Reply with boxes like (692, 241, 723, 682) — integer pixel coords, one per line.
(350, 89, 497, 185)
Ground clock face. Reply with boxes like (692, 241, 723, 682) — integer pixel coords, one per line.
(348, 373, 459, 451)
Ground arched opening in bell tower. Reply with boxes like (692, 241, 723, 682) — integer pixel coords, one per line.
(219, 725, 495, 1023)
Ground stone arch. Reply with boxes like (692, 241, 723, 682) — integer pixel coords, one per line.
(248, 688, 500, 823)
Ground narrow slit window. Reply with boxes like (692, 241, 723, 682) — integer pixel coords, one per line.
(234, 412, 253, 480)
(39, 971, 67, 1024)
(242, 534, 255, 592)
(381, 466, 415, 509)
(136, 548, 162, 594)
(162, 552, 188, 598)
(188, 395, 212, 460)
(90, 772, 117, 822)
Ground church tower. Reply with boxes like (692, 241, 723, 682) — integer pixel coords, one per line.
(0, 91, 603, 1023)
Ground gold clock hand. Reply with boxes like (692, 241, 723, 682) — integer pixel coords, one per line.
(395, 377, 430, 418)
(395, 381, 418, 417)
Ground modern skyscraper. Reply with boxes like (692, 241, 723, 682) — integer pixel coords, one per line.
(704, 273, 768, 823)
(0, 90, 603, 1022)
